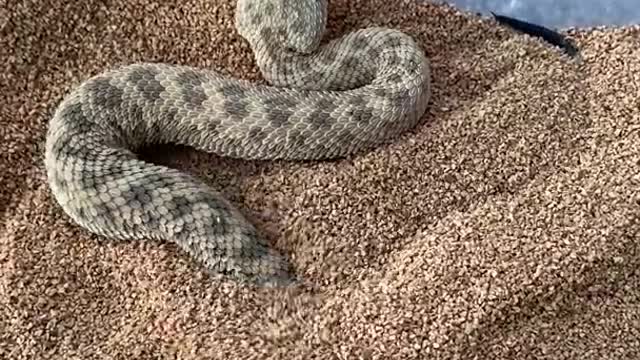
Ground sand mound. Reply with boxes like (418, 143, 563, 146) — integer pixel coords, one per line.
(2, 0, 639, 358)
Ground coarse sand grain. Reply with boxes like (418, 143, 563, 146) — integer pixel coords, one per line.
(1, 0, 639, 359)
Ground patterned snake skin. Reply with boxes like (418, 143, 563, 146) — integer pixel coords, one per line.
(44, 0, 431, 286)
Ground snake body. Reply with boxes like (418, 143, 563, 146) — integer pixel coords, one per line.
(44, 0, 431, 286)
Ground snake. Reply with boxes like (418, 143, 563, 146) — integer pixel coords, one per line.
(44, 0, 431, 286)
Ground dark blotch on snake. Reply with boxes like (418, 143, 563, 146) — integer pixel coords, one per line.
(263, 95, 296, 109)
(382, 36, 403, 48)
(335, 130, 357, 148)
(275, 27, 287, 42)
(219, 83, 247, 99)
(183, 85, 207, 108)
(399, 57, 421, 75)
(248, 127, 268, 142)
(50, 104, 95, 159)
(93, 203, 112, 217)
(58, 102, 92, 131)
(148, 108, 179, 141)
(390, 91, 408, 108)
(289, 18, 306, 34)
(306, 71, 324, 84)
(374, 88, 387, 98)
(125, 102, 145, 124)
(266, 107, 294, 127)
(263, 96, 296, 126)
(50, 133, 76, 160)
(75, 206, 88, 221)
(219, 85, 249, 117)
(80, 176, 96, 190)
(164, 194, 190, 219)
(342, 56, 360, 73)
(349, 95, 367, 107)
(86, 77, 124, 109)
(315, 98, 338, 113)
(250, 12, 262, 25)
(322, 48, 338, 64)
(126, 184, 154, 207)
(367, 47, 381, 60)
(176, 70, 208, 108)
(205, 119, 220, 137)
(89, 203, 118, 229)
(127, 67, 164, 102)
(385, 53, 402, 67)
(287, 129, 305, 148)
(260, 27, 274, 42)
(53, 174, 68, 190)
(223, 100, 250, 118)
(343, 106, 373, 127)
(351, 36, 369, 51)
(307, 108, 335, 130)
(263, 2, 274, 15)
(355, 107, 374, 126)
(107, 102, 147, 147)
(387, 73, 402, 84)
(176, 69, 205, 86)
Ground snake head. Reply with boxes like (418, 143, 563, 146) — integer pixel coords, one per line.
(235, 0, 327, 54)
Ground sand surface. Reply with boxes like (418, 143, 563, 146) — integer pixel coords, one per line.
(2, 0, 640, 358)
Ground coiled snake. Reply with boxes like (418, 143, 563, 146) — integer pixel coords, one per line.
(44, 0, 431, 286)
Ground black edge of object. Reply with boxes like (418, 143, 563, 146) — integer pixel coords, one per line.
(490, 11, 580, 58)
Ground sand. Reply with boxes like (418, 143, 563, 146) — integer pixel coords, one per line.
(2, 0, 639, 358)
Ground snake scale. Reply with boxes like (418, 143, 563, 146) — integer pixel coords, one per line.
(44, 0, 431, 286)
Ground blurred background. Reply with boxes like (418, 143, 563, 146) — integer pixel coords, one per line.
(429, 0, 640, 29)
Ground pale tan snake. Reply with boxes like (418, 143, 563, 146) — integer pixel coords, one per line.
(44, 0, 431, 286)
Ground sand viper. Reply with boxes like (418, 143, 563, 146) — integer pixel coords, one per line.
(44, 0, 431, 286)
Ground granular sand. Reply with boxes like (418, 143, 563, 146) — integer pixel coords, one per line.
(1, 0, 639, 359)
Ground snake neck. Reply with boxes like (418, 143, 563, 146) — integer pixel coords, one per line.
(235, 0, 328, 54)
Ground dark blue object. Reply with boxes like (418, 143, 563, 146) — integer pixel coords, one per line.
(490, 11, 580, 58)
